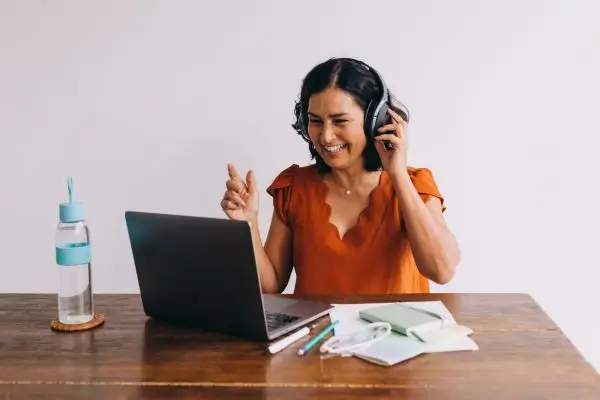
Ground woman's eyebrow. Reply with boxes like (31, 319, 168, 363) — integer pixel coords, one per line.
(307, 112, 349, 118)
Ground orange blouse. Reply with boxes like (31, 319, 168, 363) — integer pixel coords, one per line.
(266, 163, 445, 296)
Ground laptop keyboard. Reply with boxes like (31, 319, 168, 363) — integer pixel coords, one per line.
(266, 312, 300, 331)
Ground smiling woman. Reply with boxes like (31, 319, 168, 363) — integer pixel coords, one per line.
(305, 90, 369, 174)
(221, 57, 461, 295)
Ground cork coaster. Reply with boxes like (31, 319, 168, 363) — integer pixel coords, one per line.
(50, 313, 105, 332)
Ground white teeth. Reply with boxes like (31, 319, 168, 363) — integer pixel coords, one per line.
(323, 144, 347, 153)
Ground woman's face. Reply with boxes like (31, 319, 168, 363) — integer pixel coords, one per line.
(306, 86, 367, 170)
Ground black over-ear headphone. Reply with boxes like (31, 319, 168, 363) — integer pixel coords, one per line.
(297, 57, 409, 147)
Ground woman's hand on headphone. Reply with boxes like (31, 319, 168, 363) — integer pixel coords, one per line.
(221, 163, 259, 222)
(374, 108, 408, 177)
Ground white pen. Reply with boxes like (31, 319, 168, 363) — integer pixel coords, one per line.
(268, 324, 317, 354)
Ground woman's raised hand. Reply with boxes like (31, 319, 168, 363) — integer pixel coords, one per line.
(221, 163, 259, 221)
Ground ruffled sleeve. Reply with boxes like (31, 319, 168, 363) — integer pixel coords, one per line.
(409, 167, 446, 212)
(266, 164, 300, 226)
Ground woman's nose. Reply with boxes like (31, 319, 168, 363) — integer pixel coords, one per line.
(322, 122, 336, 142)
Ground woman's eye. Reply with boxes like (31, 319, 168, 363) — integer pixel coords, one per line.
(335, 119, 349, 125)
(308, 119, 322, 125)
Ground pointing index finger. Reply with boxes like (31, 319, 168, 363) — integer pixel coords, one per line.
(227, 163, 240, 180)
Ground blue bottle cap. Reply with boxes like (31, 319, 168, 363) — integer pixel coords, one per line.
(60, 201, 86, 223)
(59, 176, 86, 223)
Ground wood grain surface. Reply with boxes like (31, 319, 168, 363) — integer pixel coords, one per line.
(1, 293, 598, 399)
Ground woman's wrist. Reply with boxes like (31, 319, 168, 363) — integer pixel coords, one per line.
(248, 213, 259, 227)
(389, 169, 412, 195)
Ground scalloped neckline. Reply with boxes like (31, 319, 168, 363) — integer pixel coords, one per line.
(316, 169, 388, 241)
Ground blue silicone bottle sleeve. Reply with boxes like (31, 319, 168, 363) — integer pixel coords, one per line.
(56, 242, 91, 266)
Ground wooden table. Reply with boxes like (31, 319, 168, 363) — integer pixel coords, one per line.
(1, 293, 599, 399)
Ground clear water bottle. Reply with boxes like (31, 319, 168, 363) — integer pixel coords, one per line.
(55, 176, 94, 325)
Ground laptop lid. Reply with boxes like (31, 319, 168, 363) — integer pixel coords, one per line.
(125, 211, 271, 341)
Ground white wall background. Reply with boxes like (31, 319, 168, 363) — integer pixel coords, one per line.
(1, 0, 598, 371)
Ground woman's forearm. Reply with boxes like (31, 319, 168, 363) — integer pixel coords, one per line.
(248, 216, 283, 293)
(391, 172, 461, 284)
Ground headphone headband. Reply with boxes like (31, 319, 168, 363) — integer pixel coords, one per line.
(333, 57, 389, 103)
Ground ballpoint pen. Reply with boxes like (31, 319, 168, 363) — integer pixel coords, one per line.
(267, 324, 317, 354)
(297, 320, 340, 356)
(399, 303, 446, 322)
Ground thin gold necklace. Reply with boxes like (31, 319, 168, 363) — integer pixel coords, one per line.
(330, 173, 378, 196)
(330, 176, 353, 195)
(328, 176, 352, 195)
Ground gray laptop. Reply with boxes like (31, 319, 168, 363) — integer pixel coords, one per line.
(124, 211, 333, 341)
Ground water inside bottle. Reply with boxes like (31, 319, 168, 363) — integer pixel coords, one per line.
(57, 263, 94, 324)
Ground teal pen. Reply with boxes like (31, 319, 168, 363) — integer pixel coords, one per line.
(297, 320, 340, 356)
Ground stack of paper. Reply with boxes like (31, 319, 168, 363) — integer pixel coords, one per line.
(328, 301, 479, 366)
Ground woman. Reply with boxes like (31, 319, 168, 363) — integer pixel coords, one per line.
(220, 57, 461, 295)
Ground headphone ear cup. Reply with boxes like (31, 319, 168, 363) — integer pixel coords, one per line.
(373, 102, 391, 137)
(389, 95, 410, 124)
(364, 98, 391, 139)
(363, 99, 378, 138)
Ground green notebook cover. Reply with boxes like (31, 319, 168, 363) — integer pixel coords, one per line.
(358, 303, 442, 338)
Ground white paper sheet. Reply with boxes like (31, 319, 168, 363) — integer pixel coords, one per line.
(328, 301, 479, 366)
